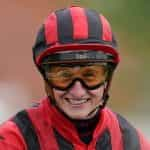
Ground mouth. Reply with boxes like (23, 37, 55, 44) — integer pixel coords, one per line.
(64, 98, 90, 105)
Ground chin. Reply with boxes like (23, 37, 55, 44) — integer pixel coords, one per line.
(65, 111, 90, 120)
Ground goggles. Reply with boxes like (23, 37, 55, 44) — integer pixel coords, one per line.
(42, 63, 108, 90)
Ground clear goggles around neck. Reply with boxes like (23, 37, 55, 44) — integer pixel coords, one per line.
(42, 62, 108, 90)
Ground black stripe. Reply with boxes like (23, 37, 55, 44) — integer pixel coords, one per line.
(112, 33, 118, 48)
(85, 9, 102, 41)
(54, 128, 73, 150)
(116, 113, 140, 150)
(32, 25, 49, 59)
(55, 9, 73, 44)
(13, 110, 40, 150)
(96, 129, 112, 150)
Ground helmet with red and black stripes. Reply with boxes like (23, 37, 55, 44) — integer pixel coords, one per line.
(32, 6, 120, 107)
(33, 6, 119, 66)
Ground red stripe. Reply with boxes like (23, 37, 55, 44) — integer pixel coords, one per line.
(70, 7, 88, 40)
(105, 108, 124, 150)
(100, 15, 112, 41)
(44, 12, 58, 44)
(0, 121, 28, 149)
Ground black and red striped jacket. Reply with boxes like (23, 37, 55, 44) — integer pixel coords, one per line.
(0, 97, 150, 150)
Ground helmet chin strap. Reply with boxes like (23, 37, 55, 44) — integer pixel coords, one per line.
(86, 93, 109, 117)
(86, 76, 111, 117)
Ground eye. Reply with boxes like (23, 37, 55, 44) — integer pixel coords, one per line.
(82, 71, 96, 78)
(58, 70, 73, 78)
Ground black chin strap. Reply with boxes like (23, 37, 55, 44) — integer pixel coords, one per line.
(86, 71, 113, 117)
(86, 93, 109, 117)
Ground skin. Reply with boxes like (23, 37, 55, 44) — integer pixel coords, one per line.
(46, 81, 106, 120)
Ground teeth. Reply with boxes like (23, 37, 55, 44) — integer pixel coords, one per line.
(66, 99, 88, 105)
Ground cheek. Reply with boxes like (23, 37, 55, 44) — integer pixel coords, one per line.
(88, 87, 104, 98)
(53, 89, 66, 101)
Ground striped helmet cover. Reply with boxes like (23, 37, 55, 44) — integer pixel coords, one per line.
(32, 6, 120, 66)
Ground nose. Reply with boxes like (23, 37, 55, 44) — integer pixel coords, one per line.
(68, 81, 88, 99)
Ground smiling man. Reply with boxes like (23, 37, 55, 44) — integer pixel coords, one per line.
(0, 6, 150, 150)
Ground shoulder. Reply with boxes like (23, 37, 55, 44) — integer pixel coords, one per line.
(104, 108, 150, 149)
(0, 99, 44, 150)
(0, 120, 27, 149)
(13, 97, 50, 125)
(0, 98, 50, 150)
(116, 113, 150, 149)
(115, 113, 140, 141)
(103, 108, 138, 133)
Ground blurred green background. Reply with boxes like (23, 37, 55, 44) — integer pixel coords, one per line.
(0, 0, 149, 138)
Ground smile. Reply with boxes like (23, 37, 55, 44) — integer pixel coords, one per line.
(65, 98, 90, 105)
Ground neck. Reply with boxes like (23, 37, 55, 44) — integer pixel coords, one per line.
(70, 110, 100, 144)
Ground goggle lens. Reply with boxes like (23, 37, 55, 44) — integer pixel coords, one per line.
(44, 63, 108, 90)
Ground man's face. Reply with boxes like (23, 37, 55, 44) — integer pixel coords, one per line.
(44, 63, 107, 119)
(52, 81, 105, 119)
